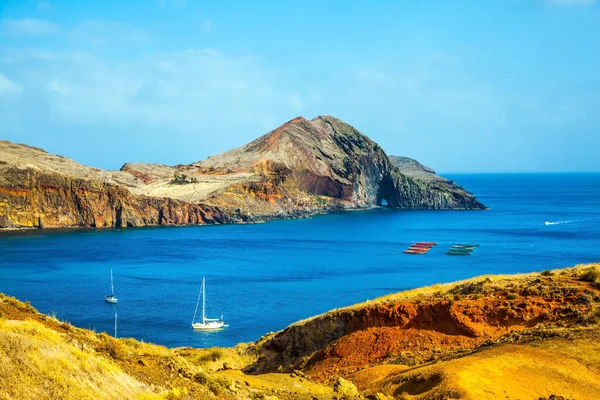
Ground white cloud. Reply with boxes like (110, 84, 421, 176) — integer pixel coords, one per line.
(46, 78, 72, 96)
(1, 47, 302, 132)
(70, 21, 155, 46)
(0, 74, 22, 98)
(2, 19, 58, 36)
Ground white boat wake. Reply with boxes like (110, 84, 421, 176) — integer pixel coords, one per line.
(544, 220, 573, 226)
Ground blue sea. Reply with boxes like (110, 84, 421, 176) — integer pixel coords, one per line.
(1, 174, 599, 348)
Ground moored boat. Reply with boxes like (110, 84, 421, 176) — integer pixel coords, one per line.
(447, 242, 478, 256)
(105, 269, 118, 304)
(448, 247, 473, 252)
(192, 277, 228, 331)
(452, 245, 475, 250)
(404, 248, 428, 254)
(446, 250, 471, 256)
(412, 243, 433, 248)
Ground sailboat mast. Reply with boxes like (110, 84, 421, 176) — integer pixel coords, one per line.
(192, 283, 202, 324)
(110, 269, 114, 296)
(201, 277, 206, 324)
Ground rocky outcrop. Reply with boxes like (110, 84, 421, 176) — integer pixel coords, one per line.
(389, 156, 437, 180)
(0, 116, 485, 229)
(0, 166, 244, 229)
(247, 266, 600, 382)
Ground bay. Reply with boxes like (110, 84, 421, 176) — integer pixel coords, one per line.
(1, 173, 599, 348)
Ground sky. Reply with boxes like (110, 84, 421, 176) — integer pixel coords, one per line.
(1, 0, 599, 173)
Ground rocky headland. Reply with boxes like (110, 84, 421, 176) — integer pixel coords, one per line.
(1, 264, 599, 399)
(0, 115, 485, 230)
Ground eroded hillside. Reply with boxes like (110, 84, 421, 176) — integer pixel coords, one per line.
(1, 264, 599, 399)
(0, 116, 485, 229)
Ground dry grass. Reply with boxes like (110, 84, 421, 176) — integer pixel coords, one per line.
(287, 272, 539, 329)
(177, 344, 257, 371)
(351, 331, 600, 399)
(1, 263, 600, 399)
(286, 263, 600, 330)
(0, 319, 158, 400)
(0, 293, 335, 399)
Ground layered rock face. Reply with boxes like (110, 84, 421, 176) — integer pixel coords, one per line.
(0, 165, 242, 229)
(246, 266, 600, 384)
(0, 116, 485, 229)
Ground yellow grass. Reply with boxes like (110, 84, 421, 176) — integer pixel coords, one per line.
(0, 319, 159, 400)
(1, 263, 599, 399)
(286, 263, 600, 329)
(350, 333, 600, 399)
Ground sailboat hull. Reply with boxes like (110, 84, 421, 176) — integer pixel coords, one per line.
(105, 296, 118, 304)
(192, 321, 226, 330)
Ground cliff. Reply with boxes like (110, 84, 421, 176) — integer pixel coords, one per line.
(1, 264, 599, 399)
(0, 116, 485, 229)
(246, 263, 600, 398)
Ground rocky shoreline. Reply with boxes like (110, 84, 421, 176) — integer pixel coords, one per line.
(0, 116, 486, 230)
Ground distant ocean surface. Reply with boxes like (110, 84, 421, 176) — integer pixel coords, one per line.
(1, 174, 600, 348)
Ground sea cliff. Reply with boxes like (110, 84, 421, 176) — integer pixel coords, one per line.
(0, 116, 485, 230)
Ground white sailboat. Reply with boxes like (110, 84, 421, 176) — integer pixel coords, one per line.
(192, 277, 227, 330)
(105, 269, 118, 304)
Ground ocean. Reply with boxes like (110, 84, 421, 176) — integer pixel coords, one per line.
(1, 173, 599, 348)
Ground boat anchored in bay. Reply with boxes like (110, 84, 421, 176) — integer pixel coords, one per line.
(105, 269, 118, 304)
(192, 277, 227, 331)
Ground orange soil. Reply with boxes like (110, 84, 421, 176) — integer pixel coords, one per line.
(296, 276, 598, 382)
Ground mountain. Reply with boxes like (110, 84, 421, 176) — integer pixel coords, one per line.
(1, 264, 599, 399)
(0, 115, 485, 229)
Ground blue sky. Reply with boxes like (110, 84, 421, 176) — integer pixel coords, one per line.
(1, 0, 599, 172)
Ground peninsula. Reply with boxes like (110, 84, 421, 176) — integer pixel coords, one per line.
(0, 116, 485, 230)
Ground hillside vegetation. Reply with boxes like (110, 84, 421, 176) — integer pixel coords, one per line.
(1, 264, 600, 399)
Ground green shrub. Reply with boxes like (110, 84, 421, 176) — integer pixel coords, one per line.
(170, 174, 198, 185)
(506, 293, 519, 300)
(541, 270, 554, 277)
(207, 376, 231, 396)
(195, 348, 223, 364)
(194, 372, 208, 384)
(581, 268, 600, 283)
(579, 294, 593, 305)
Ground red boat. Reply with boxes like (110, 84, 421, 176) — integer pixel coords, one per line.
(408, 245, 430, 251)
(412, 243, 433, 248)
(404, 249, 428, 254)
(415, 241, 438, 246)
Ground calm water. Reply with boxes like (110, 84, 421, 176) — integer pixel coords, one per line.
(1, 174, 599, 348)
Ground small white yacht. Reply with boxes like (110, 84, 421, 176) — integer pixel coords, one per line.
(192, 277, 227, 330)
(105, 269, 118, 304)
